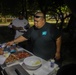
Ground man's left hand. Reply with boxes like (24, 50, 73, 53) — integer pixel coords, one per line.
(55, 52, 60, 60)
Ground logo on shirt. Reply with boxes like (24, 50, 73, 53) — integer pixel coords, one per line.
(42, 31, 47, 35)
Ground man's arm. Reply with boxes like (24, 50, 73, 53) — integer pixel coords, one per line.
(12, 25, 23, 30)
(55, 36, 61, 60)
(6, 36, 28, 46)
(9, 22, 23, 31)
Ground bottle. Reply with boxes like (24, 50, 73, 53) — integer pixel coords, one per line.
(50, 59, 55, 68)
(10, 44, 16, 53)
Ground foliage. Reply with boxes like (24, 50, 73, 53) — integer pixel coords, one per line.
(0, 0, 68, 16)
(0, 0, 26, 16)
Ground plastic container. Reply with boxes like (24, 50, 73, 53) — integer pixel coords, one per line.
(50, 59, 55, 68)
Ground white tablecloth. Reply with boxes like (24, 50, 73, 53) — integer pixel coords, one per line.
(1, 47, 59, 75)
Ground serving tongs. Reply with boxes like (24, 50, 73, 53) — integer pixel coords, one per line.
(15, 68, 21, 75)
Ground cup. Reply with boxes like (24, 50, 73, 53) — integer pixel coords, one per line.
(50, 59, 55, 68)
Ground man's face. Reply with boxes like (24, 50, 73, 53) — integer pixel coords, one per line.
(34, 13, 45, 28)
(19, 15, 24, 20)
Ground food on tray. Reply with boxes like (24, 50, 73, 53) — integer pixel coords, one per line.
(0, 49, 4, 55)
(0, 48, 3, 50)
(11, 54, 19, 60)
(16, 52, 31, 59)
(3, 51, 10, 58)
(32, 60, 41, 66)
(5, 51, 31, 63)
(5, 54, 19, 63)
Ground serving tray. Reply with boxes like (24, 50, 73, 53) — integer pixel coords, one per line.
(4, 50, 32, 65)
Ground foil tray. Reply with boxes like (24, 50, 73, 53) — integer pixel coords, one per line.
(4, 50, 32, 65)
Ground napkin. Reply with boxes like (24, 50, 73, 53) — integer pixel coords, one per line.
(0, 52, 10, 65)
(0, 55, 6, 65)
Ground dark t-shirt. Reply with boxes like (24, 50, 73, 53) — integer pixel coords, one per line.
(22, 22, 61, 60)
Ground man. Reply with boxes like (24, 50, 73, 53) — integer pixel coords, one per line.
(8, 12, 30, 49)
(6, 12, 61, 61)
(9, 12, 30, 39)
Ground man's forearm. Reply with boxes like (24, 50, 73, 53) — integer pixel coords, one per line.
(56, 36, 61, 53)
(13, 36, 27, 44)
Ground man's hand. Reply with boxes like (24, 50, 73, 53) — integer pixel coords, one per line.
(55, 52, 60, 60)
(12, 25, 23, 30)
(6, 41, 14, 46)
(17, 27, 23, 30)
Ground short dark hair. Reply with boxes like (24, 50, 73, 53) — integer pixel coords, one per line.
(35, 11, 45, 19)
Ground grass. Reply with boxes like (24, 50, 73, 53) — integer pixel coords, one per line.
(0, 20, 57, 26)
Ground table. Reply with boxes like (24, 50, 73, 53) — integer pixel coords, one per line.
(0, 47, 59, 75)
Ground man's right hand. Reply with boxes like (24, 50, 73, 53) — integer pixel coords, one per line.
(18, 27, 23, 30)
(6, 41, 14, 46)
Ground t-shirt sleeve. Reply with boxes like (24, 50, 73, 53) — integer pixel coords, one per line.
(51, 25, 61, 40)
(12, 19, 16, 25)
(22, 27, 32, 39)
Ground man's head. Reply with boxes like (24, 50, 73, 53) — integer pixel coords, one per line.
(18, 12, 24, 20)
(34, 12, 46, 28)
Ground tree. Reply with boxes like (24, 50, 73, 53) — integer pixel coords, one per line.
(64, 0, 76, 42)
(0, 0, 71, 27)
